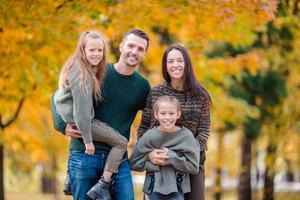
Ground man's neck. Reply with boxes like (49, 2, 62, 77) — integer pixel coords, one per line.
(114, 62, 136, 75)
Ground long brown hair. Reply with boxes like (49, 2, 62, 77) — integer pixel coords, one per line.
(58, 30, 107, 100)
(162, 44, 211, 101)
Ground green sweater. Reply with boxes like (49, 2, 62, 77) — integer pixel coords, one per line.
(51, 63, 150, 155)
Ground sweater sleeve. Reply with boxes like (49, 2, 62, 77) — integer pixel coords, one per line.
(195, 93, 211, 150)
(50, 94, 67, 134)
(139, 81, 151, 110)
(129, 132, 160, 172)
(166, 137, 200, 175)
(137, 91, 154, 139)
(68, 69, 93, 144)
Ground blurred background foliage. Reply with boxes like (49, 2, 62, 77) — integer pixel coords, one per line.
(0, 0, 299, 199)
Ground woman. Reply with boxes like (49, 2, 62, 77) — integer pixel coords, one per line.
(137, 44, 211, 200)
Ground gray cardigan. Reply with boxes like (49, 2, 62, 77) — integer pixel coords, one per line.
(130, 127, 200, 195)
(54, 61, 94, 144)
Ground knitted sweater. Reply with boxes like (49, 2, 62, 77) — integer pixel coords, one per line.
(130, 127, 200, 195)
(137, 82, 211, 151)
(54, 61, 94, 144)
(51, 63, 151, 154)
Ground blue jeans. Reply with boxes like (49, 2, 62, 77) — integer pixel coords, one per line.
(68, 151, 134, 200)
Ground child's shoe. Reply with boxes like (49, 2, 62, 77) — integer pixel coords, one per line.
(63, 174, 72, 195)
(86, 176, 112, 200)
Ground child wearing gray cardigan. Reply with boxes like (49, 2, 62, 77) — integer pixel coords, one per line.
(130, 95, 200, 200)
(54, 30, 127, 200)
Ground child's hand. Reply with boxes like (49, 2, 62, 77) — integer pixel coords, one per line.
(85, 142, 95, 155)
(159, 147, 169, 156)
(148, 148, 169, 166)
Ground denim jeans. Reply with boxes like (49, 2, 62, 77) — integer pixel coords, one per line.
(149, 191, 184, 200)
(68, 151, 134, 200)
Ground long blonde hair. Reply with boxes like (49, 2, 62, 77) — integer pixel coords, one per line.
(58, 30, 107, 100)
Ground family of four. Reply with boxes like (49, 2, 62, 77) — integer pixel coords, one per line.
(51, 29, 211, 200)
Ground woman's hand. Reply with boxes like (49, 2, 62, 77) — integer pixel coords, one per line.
(85, 142, 95, 155)
(65, 123, 82, 138)
(148, 148, 169, 166)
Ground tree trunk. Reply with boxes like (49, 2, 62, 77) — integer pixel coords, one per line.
(253, 145, 260, 200)
(0, 97, 25, 200)
(263, 142, 277, 200)
(0, 144, 4, 200)
(285, 158, 294, 182)
(238, 136, 252, 200)
(214, 133, 224, 200)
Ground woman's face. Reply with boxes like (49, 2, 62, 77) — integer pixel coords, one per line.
(166, 49, 185, 81)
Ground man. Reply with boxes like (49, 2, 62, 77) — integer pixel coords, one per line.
(51, 29, 150, 200)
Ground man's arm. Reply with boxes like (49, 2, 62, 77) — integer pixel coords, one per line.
(50, 94, 82, 138)
(50, 94, 67, 134)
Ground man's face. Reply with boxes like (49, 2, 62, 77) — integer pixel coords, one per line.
(119, 34, 147, 67)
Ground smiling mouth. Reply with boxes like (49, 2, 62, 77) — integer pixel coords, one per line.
(162, 121, 173, 125)
(128, 56, 137, 61)
(172, 69, 182, 72)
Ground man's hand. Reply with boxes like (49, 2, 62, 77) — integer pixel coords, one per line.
(65, 124, 82, 138)
(148, 148, 169, 166)
(85, 142, 95, 155)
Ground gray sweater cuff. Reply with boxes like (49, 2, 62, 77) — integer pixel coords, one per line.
(144, 161, 160, 172)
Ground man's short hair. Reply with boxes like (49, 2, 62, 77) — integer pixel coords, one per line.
(123, 29, 150, 50)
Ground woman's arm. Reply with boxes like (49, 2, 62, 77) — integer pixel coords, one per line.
(195, 93, 211, 149)
(137, 91, 154, 139)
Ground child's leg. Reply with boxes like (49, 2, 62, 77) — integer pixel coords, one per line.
(168, 191, 184, 200)
(87, 119, 127, 200)
(91, 119, 128, 180)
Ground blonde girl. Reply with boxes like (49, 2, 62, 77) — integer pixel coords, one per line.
(54, 30, 127, 200)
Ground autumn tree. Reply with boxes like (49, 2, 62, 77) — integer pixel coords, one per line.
(253, 1, 300, 199)
(1, 0, 279, 199)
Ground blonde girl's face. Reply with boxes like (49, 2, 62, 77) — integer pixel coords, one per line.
(84, 38, 104, 66)
(154, 102, 181, 133)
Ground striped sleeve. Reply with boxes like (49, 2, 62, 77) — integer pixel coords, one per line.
(195, 93, 211, 151)
(137, 91, 154, 139)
